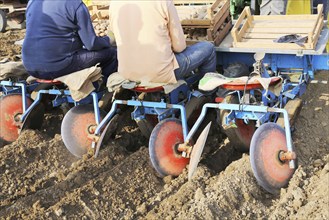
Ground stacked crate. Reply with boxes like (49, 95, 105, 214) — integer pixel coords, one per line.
(174, 0, 232, 46)
(86, 0, 232, 44)
(87, 1, 110, 37)
(87, 1, 109, 21)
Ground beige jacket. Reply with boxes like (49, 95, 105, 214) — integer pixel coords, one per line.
(109, 0, 186, 84)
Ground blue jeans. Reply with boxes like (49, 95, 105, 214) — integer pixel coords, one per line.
(29, 47, 118, 80)
(174, 41, 216, 80)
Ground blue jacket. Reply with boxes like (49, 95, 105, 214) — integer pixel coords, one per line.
(22, 0, 110, 73)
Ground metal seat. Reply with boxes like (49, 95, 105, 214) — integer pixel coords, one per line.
(35, 79, 62, 85)
(131, 86, 164, 93)
(220, 77, 281, 91)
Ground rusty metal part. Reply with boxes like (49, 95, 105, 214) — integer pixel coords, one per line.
(177, 143, 193, 158)
(87, 133, 100, 143)
(279, 151, 296, 162)
(88, 125, 97, 134)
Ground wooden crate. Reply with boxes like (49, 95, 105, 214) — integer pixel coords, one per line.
(87, 1, 110, 36)
(87, 3, 109, 21)
(86, 0, 232, 45)
(231, 4, 324, 50)
(183, 18, 232, 46)
(175, 0, 232, 46)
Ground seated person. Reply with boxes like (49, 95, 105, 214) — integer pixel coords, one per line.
(22, 0, 117, 81)
(109, 0, 216, 85)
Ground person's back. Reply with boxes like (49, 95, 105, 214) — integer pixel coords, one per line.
(110, 1, 186, 84)
(110, 0, 216, 84)
(23, 0, 117, 80)
(23, 0, 83, 73)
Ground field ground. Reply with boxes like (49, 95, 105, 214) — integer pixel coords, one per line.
(0, 30, 328, 219)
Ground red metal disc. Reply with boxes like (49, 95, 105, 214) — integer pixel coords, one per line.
(185, 96, 211, 128)
(250, 122, 296, 194)
(149, 118, 189, 177)
(136, 114, 158, 139)
(0, 94, 32, 146)
(234, 119, 256, 150)
(219, 95, 256, 152)
(61, 104, 106, 158)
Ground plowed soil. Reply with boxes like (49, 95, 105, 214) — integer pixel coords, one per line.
(1, 30, 328, 219)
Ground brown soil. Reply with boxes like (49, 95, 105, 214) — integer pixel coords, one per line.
(0, 29, 328, 219)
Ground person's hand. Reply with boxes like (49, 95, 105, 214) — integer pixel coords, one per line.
(108, 30, 116, 46)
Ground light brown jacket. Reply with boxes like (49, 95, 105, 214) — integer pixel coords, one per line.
(109, 0, 186, 84)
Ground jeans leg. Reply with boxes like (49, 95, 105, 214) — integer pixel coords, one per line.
(174, 41, 216, 80)
(96, 47, 118, 78)
(74, 48, 118, 78)
(49, 48, 118, 79)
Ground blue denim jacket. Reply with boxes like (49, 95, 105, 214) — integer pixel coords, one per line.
(22, 0, 110, 74)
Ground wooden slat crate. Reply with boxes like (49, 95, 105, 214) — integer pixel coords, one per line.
(87, 1, 110, 37)
(86, 0, 232, 45)
(174, 0, 232, 46)
(87, 3, 109, 22)
(231, 4, 324, 50)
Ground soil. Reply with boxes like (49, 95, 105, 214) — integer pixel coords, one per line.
(0, 29, 328, 219)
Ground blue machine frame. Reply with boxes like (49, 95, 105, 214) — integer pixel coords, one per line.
(0, 80, 103, 137)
